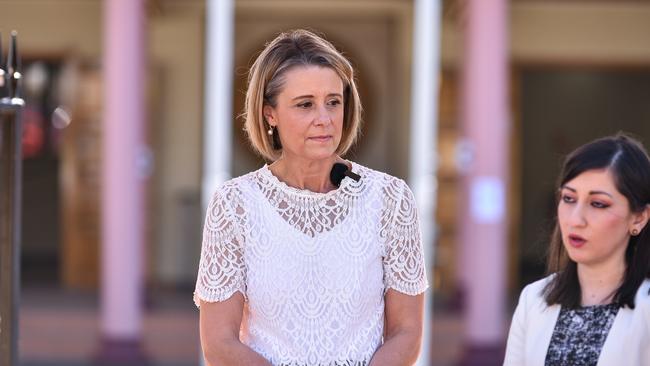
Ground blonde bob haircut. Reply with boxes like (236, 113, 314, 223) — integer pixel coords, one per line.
(243, 29, 362, 161)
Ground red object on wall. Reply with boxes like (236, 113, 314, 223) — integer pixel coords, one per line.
(21, 107, 45, 158)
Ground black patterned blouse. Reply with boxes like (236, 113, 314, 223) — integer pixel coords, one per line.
(545, 303, 619, 366)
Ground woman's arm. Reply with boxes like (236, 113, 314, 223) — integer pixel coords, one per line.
(369, 290, 424, 366)
(199, 292, 271, 366)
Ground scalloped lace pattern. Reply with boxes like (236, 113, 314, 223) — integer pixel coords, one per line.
(194, 162, 428, 365)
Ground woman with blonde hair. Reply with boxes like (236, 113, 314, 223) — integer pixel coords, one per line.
(194, 29, 428, 365)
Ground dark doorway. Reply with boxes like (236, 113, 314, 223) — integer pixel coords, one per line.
(20, 60, 63, 287)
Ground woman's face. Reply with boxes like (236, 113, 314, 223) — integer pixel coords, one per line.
(263, 66, 344, 162)
(558, 169, 644, 268)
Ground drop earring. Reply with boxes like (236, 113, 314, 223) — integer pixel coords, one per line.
(265, 124, 281, 150)
(268, 126, 282, 150)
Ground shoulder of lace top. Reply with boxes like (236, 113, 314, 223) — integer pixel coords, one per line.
(345, 162, 401, 193)
(193, 174, 253, 308)
(377, 174, 429, 296)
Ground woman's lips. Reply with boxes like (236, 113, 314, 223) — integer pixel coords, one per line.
(308, 135, 332, 142)
(568, 234, 587, 248)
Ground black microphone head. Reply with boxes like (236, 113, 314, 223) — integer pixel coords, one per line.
(330, 163, 348, 187)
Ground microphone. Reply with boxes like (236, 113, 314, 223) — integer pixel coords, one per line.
(330, 162, 361, 187)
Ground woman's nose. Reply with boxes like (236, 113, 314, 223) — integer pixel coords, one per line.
(315, 105, 332, 125)
(568, 203, 588, 227)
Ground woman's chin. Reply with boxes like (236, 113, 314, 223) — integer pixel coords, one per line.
(563, 245, 585, 263)
(566, 250, 598, 267)
(301, 147, 338, 161)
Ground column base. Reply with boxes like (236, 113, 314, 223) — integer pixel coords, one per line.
(458, 343, 505, 366)
(94, 337, 150, 366)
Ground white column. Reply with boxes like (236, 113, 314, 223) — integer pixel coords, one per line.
(409, 1, 442, 365)
(459, 0, 510, 364)
(202, 0, 234, 208)
(99, 0, 148, 363)
(199, 1, 235, 364)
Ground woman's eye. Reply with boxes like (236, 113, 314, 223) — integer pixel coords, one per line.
(591, 201, 609, 209)
(297, 102, 312, 108)
(561, 195, 575, 204)
(328, 99, 341, 106)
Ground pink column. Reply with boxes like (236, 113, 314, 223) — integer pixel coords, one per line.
(458, 0, 510, 364)
(97, 0, 148, 363)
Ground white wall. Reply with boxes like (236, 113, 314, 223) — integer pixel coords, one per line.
(149, 6, 205, 284)
(439, 2, 650, 66)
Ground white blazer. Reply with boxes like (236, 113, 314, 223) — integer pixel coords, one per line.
(503, 275, 650, 366)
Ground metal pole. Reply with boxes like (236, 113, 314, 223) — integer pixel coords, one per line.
(0, 30, 25, 366)
(200, 2, 235, 363)
(409, 1, 442, 365)
(202, 0, 234, 209)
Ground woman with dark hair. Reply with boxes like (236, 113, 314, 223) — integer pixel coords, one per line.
(504, 134, 650, 366)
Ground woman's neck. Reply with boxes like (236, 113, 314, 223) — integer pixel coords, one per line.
(577, 258, 625, 306)
(269, 155, 347, 193)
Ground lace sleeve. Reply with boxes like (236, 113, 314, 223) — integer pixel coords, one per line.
(382, 179, 429, 296)
(193, 187, 247, 307)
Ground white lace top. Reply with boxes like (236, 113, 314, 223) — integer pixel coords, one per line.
(193, 161, 428, 365)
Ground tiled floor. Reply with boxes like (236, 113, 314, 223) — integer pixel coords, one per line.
(17, 287, 463, 366)
(19, 287, 199, 366)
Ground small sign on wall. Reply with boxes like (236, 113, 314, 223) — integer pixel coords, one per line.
(470, 176, 505, 224)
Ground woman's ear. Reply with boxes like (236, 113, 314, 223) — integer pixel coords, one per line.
(631, 204, 650, 234)
(263, 105, 276, 126)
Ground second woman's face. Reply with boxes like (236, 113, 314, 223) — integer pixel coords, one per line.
(557, 169, 637, 268)
(263, 66, 344, 162)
